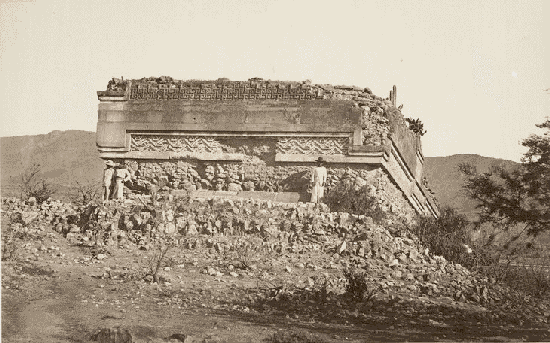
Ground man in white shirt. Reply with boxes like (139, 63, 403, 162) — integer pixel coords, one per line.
(310, 157, 327, 203)
(102, 160, 116, 201)
(113, 164, 132, 201)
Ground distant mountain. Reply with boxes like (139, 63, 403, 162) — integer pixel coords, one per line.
(423, 154, 518, 218)
(0, 130, 104, 198)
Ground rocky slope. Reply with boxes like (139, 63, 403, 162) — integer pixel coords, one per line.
(3, 196, 549, 341)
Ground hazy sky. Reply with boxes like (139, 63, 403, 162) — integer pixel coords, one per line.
(1, 0, 548, 161)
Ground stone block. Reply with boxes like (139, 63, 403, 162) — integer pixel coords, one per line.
(392, 270, 402, 279)
(164, 222, 177, 235)
(186, 223, 198, 236)
(227, 183, 242, 192)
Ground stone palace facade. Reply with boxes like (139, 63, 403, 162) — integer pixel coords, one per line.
(96, 77, 438, 218)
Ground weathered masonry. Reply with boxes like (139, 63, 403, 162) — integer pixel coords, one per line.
(97, 77, 439, 218)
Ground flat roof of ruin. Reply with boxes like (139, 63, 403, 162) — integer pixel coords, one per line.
(104, 77, 393, 104)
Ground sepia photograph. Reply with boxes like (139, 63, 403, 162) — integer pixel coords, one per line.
(1, 0, 549, 341)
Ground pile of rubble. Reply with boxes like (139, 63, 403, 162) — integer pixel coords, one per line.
(2, 197, 80, 235)
(69, 197, 546, 320)
(3, 195, 549, 326)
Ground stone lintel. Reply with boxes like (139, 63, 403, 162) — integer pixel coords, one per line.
(275, 153, 385, 164)
(188, 190, 302, 203)
(127, 131, 351, 138)
(98, 151, 246, 161)
(97, 96, 127, 102)
(98, 147, 128, 153)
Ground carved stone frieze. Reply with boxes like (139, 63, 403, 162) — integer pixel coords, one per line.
(131, 135, 225, 153)
(276, 137, 348, 155)
(130, 84, 320, 100)
(131, 135, 349, 156)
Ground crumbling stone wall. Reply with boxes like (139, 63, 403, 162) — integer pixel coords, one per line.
(120, 158, 415, 217)
(129, 160, 314, 194)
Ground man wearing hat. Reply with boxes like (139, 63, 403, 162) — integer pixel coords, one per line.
(113, 163, 133, 201)
(310, 157, 328, 203)
(102, 160, 116, 201)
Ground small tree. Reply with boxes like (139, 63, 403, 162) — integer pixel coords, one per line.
(70, 180, 102, 206)
(19, 163, 55, 203)
(458, 118, 550, 236)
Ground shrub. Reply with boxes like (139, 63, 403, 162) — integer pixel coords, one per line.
(146, 239, 177, 283)
(506, 266, 550, 298)
(323, 181, 385, 222)
(343, 268, 379, 303)
(479, 263, 550, 298)
(70, 180, 102, 206)
(19, 163, 55, 203)
(410, 206, 480, 268)
(410, 207, 550, 298)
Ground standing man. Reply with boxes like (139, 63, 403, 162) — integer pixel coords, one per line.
(114, 163, 132, 201)
(310, 157, 327, 203)
(102, 160, 116, 202)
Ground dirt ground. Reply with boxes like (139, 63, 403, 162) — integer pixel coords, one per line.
(2, 224, 550, 343)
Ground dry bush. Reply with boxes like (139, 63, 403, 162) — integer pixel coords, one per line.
(481, 263, 550, 298)
(19, 163, 55, 203)
(323, 181, 386, 222)
(412, 207, 550, 298)
(343, 268, 379, 304)
(146, 239, 178, 283)
(70, 180, 102, 206)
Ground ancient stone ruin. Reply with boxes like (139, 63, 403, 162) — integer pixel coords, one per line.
(97, 76, 438, 218)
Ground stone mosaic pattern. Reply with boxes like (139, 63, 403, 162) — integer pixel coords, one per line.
(276, 137, 348, 155)
(131, 135, 348, 156)
(130, 83, 321, 100)
(131, 135, 225, 153)
(108, 76, 386, 102)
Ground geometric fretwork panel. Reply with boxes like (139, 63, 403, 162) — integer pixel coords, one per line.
(131, 135, 225, 153)
(131, 135, 348, 155)
(130, 85, 319, 100)
(276, 137, 348, 155)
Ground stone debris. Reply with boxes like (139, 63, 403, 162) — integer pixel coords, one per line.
(3, 195, 550, 334)
(338, 241, 347, 254)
